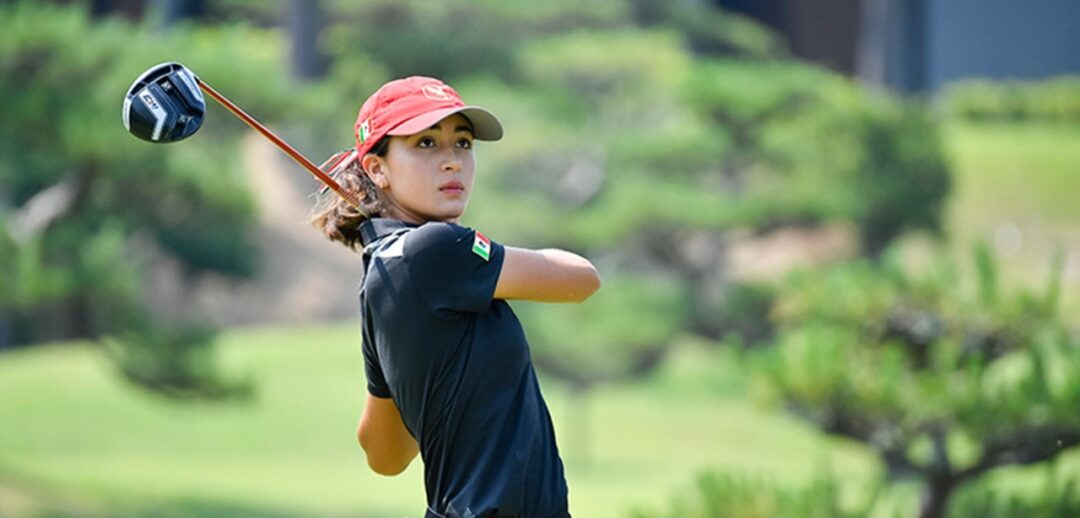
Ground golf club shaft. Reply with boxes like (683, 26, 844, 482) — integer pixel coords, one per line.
(195, 78, 362, 209)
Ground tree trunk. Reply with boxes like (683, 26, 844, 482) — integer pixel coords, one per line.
(855, 0, 928, 93)
(89, 0, 146, 20)
(627, 0, 668, 26)
(919, 474, 955, 518)
(8, 170, 87, 245)
(89, 0, 112, 18)
(158, 0, 207, 27)
(920, 428, 957, 518)
(0, 313, 11, 349)
(855, 0, 889, 89)
(286, 0, 328, 81)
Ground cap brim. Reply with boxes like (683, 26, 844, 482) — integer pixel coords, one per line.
(388, 106, 503, 141)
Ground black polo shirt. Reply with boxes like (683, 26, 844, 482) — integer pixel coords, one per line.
(358, 218, 570, 518)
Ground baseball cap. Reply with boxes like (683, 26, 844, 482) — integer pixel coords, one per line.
(354, 76, 503, 158)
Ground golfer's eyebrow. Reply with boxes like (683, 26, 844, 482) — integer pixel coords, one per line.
(427, 123, 475, 135)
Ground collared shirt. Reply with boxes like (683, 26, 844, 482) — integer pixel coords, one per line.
(359, 218, 570, 518)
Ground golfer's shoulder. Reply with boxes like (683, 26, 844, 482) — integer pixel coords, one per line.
(403, 222, 476, 261)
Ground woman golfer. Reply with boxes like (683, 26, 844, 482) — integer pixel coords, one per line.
(311, 76, 600, 518)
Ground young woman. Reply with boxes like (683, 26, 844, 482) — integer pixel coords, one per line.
(310, 76, 600, 518)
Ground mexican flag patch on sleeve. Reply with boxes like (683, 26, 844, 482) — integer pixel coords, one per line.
(471, 231, 492, 262)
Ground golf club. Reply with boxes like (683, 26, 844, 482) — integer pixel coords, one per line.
(122, 62, 362, 209)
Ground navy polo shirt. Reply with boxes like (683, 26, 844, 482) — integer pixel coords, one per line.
(358, 218, 570, 518)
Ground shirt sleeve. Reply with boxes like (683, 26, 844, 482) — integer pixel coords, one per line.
(404, 222, 505, 315)
(361, 314, 392, 398)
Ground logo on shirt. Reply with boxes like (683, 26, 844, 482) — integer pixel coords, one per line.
(472, 231, 491, 262)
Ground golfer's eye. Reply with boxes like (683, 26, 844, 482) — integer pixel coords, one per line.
(456, 138, 473, 149)
(417, 137, 436, 149)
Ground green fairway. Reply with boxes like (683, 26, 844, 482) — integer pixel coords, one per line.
(945, 121, 1080, 229)
(0, 325, 876, 517)
(942, 121, 1080, 318)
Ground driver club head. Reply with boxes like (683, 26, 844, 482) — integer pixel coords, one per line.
(122, 62, 206, 143)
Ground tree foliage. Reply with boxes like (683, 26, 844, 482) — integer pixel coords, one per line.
(469, 33, 949, 378)
(0, 2, 296, 396)
(2, 1, 953, 398)
(754, 246, 1080, 517)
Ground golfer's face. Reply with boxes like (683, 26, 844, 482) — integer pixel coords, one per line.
(381, 113, 477, 224)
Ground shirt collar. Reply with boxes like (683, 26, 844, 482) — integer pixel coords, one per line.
(359, 218, 417, 247)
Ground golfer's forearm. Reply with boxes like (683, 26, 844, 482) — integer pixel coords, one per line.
(495, 247, 601, 303)
(358, 394, 420, 476)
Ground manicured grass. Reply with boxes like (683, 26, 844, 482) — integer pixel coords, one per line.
(945, 121, 1080, 229)
(0, 325, 877, 517)
(941, 120, 1080, 318)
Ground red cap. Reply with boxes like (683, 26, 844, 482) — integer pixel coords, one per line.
(354, 76, 503, 158)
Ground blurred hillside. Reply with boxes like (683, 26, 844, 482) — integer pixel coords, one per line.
(139, 134, 365, 328)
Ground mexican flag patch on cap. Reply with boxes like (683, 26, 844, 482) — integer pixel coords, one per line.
(472, 231, 491, 261)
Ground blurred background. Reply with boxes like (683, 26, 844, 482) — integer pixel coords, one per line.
(1, 0, 1078, 516)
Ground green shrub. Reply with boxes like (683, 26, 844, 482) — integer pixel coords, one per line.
(940, 76, 1080, 123)
(949, 475, 1080, 518)
(694, 281, 777, 346)
(633, 470, 876, 518)
(104, 324, 252, 399)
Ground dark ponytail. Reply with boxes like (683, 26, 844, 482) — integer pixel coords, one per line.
(309, 138, 389, 250)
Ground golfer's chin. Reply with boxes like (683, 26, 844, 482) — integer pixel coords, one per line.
(427, 200, 469, 224)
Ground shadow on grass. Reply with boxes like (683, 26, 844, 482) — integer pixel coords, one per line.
(0, 470, 398, 518)
(28, 498, 401, 518)
(10, 496, 403, 518)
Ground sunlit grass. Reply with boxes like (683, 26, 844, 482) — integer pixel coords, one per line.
(942, 120, 1080, 319)
(945, 121, 1080, 227)
(0, 325, 876, 518)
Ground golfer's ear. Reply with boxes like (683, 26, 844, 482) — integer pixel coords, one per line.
(362, 154, 388, 189)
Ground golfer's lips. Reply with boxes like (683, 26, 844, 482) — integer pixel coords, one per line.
(439, 180, 466, 195)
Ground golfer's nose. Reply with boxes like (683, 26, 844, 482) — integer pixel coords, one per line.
(442, 156, 462, 173)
